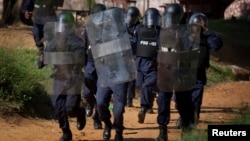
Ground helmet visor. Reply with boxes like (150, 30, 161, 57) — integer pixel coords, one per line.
(163, 13, 179, 27)
(145, 14, 159, 26)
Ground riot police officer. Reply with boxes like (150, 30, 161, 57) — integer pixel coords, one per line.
(124, 6, 142, 107)
(43, 11, 86, 141)
(85, 7, 137, 141)
(134, 7, 161, 123)
(22, 0, 57, 69)
(156, 3, 197, 141)
(82, 3, 106, 130)
(176, 12, 223, 128)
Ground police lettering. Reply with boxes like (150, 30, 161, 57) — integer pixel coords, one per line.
(212, 129, 247, 136)
(140, 40, 157, 46)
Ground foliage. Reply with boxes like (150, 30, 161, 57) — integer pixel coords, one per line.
(181, 130, 207, 141)
(0, 47, 53, 118)
(206, 60, 234, 86)
(209, 19, 250, 49)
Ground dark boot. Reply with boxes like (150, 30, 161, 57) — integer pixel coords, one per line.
(77, 107, 86, 130)
(156, 125, 167, 141)
(103, 120, 112, 141)
(37, 53, 45, 69)
(85, 104, 94, 117)
(146, 108, 154, 114)
(59, 128, 72, 141)
(94, 120, 102, 129)
(138, 107, 147, 124)
(114, 131, 123, 141)
(126, 98, 133, 107)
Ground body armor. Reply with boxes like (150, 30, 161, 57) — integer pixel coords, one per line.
(136, 27, 159, 58)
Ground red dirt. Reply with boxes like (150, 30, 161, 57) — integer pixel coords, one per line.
(0, 25, 250, 141)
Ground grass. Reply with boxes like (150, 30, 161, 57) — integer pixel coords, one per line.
(179, 18, 250, 141)
(209, 19, 250, 49)
(0, 18, 249, 140)
(0, 47, 53, 118)
(206, 60, 234, 86)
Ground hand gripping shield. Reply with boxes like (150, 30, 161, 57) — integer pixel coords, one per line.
(157, 25, 200, 92)
(43, 21, 85, 95)
(85, 8, 137, 87)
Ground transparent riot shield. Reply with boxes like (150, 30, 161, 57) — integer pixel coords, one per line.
(43, 21, 85, 95)
(85, 8, 137, 87)
(43, 21, 85, 65)
(157, 25, 200, 92)
(56, 0, 89, 11)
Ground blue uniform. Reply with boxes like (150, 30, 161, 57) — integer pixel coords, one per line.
(47, 32, 86, 130)
(157, 26, 196, 129)
(192, 29, 223, 119)
(81, 29, 101, 123)
(96, 82, 128, 132)
(22, 0, 56, 52)
(134, 25, 160, 110)
(126, 22, 142, 105)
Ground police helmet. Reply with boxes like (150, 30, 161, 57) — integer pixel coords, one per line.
(144, 8, 160, 27)
(125, 6, 140, 26)
(163, 3, 184, 28)
(57, 11, 75, 33)
(188, 12, 208, 27)
(90, 3, 106, 14)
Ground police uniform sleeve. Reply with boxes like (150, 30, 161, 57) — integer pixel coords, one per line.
(21, 0, 34, 13)
(205, 30, 223, 52)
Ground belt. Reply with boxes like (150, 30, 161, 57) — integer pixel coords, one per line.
(34, 4, 46, 8)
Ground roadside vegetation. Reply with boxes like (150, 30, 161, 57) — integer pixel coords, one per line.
(0, 19, 249, 140)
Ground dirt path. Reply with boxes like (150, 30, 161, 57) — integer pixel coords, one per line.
(1, 81, 250, 141)
(1, 25, 250, 141)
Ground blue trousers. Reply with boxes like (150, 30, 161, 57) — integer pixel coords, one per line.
(82, 61, 100, 121)
(32, 23, 44, 49)
(191, 82, 204, 119)
(96, 82, 128, 132)
(157, 90, 194, 127)
(51, 78, 83, 129)
(136, 70, 157, 109)
(127, 80, 136, 99)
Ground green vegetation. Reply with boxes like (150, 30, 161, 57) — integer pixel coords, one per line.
(209, 19, 250, 49)
(206, 60, 234, 86)
(0, 47, 53, 118)
(180, 19, 250, 141)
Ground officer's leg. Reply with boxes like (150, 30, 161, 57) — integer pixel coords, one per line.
(126, 80, 136, 107)
(175, 91, 195, 132)
(191, 82, 204, 122)
(96, 85, 112, 140)
(147, 91, 156, 114)
(156, 91, 173, 141)
(138, 70, 157, 123)
(112, 82, 128, 140)
(65, 94, 86, 130)
(51, 94, 72, 141)
(82, 77, 97, 117)
(173, 93, 182, 129)
(32, 24, 45, 69)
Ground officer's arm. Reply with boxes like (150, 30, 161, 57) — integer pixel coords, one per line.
(21, 0, 34, 13)
(205, 31, 223, 52)
(22, 0, 34, 19)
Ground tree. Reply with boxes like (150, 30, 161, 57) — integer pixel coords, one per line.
(2, 0, 26, 25)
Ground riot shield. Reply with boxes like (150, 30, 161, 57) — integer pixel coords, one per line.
(43, 21, 85, 95)
(56, 0, 90, 11)
(157, 25, 200, 92)
(43, 21, 85, 65)
(85, 8, 137, 87)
